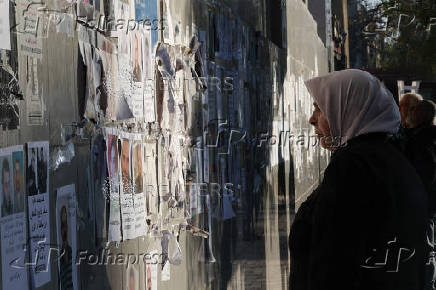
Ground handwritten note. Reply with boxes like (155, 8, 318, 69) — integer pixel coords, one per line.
(28, 193, 50, 287)
(1, 213, 28, 289)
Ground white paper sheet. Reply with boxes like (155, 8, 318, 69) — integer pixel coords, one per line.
(106, 134, 122, 242)
(0, 0, 10, 50)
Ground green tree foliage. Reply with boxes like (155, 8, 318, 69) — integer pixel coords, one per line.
(375, 0, 436, 79)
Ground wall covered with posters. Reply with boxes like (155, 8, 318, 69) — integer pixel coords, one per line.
(0, 0, 330, 289)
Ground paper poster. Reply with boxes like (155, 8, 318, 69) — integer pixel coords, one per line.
(83, 42, 97, 120)
(120, 137, 136, 240)
(0, 0, 10, 50)
(56, 184, 78, 290)
(144, 85, 156, 122)
(144, 142, 158, 216)
(132, 138, 147, 236)
(26, 57, 44, 126)
(106, 134, 122, 242)
(117, 33, 135, 121)
(162, 0, 174, 45)
(142, 28, 153, 80)
(15, 0, 43, 58)
(145, 250, 157, 290)
(126, 265, 139, 290)
(0, 146, 28, 290)
(131, 31, 143, 83)
(27, 141, 50, 288)
(100, 40, 128, 121)
(1, 213, 28, 289)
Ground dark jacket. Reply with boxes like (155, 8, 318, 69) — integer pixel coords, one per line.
(289, 132, 428, 290)
(404, 125, 436, 216)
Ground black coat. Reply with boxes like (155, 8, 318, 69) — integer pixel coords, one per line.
(289, 133, 428, 290)
(404, 125, 436, 216)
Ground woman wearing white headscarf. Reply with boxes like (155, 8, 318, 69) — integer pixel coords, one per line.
(289, 69, 428, 290)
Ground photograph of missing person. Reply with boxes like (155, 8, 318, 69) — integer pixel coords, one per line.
(0, 154, 13, 217)
(132, 32, 142, 83)
(26, 147, 38, 196)
(37, 146, 48, 194)
(132, 140, 143, 194)
(121, 138, 131, 193)
(126, 265, 138, 290)
(12, 150, 25, 213)
(106, 134, 122, 242)
(56, 184, 77, 290)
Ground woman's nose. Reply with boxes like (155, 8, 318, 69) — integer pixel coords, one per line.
(309, 113, 317, 126)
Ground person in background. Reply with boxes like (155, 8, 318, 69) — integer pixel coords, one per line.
(289, 69, 428, 290)
(399, 93, 423, 129)
(403, 99, 436, 290)
(405, 99, 436, 203)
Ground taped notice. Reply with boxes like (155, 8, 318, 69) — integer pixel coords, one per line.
(16, 0, 44, 58)
(26, 57, 44, 125)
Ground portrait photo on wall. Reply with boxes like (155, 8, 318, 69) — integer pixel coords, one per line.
(131, 32, 143, 83)
(12, 150, 25, 213)
(26, 147, 38, 196)
(121, 138, 131, 193)
(0, 151, 13, 217)
(56, 184, 78, 290)
(106, 133, 122, 242)
(132, 140, 143, 194)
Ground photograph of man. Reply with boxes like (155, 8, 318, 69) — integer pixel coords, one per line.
(1, 157, 13, 217)
(59, 206, 73, 290)
(27, 148, 38, 196)
(37, 147, 47, 194)
(121, 139, 131, 193)
(132, 33, 142, 83)
(12, 151, 25, 213)
(132, 141, 143, 194)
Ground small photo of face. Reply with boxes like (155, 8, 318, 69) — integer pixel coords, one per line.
(132, 141, 143, 194)
(12, 151, 24, 213)
(1, 156, 13, 217)
(121, 139, 131, 192)
(132, 33, 142, 82)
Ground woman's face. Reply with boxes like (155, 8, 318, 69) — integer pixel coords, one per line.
(309, 103, 334, 151)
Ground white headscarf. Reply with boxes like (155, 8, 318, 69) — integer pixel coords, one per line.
(305, 69, 401, 145)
